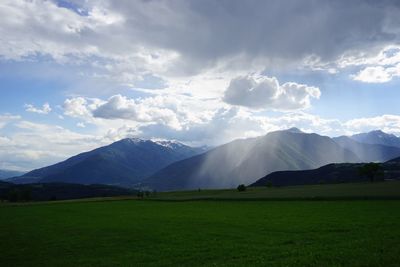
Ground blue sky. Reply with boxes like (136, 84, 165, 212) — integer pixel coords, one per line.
(1, 0, 400, 170)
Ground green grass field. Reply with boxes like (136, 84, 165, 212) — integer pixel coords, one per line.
(1, 192, 400, 266)
(151, 180, 400, 201)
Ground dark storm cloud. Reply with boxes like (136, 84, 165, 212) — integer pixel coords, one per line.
(105, 0, 400, 72)
(3, 0, 400, 75)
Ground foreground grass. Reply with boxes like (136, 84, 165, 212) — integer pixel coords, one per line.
(1, 199, 400, 266)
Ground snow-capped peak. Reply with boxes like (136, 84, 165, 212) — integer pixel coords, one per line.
(153, 139, 185, 149)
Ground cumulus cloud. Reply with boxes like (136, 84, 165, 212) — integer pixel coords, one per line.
(63, 97, 93, 118)
(352, 64, 400, 83)
(92, 95, 182, 130)
(62, 94, 214, 132)
(223, 75, 320, 110)
(24, 103, 52, 114)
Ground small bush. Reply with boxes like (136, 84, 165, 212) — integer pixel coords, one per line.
(358, 162, 382, 182)
(237, 184, 246, 192)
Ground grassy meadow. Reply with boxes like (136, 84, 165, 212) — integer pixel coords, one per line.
(1, 183, 400, 267)
(151, 180, 400, 201)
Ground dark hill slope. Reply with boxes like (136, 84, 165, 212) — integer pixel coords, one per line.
(0, 182, 135, 202)
(251, 163, 365, 187)
(252, 156, 400, 187)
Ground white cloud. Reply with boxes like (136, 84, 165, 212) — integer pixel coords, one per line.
(24, 102, 52, 114)
(0, 0, 125, 61)
(63, 94, 218, 132)
(344, 115, 400, 135)
(63, 97, 93, 118)
(223, 75, 320, 110)
(338, 46, 400, 68)
(0, 120, 107, 170)
(303, 44, 400, 83)
(91, 95, 181, 130)
(352, 64, 400, 83)
(319, 45, 400, 83)
(0, 0, 181, 88)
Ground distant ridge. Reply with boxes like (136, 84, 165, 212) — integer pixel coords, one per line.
(350, 130, 400, 148)
(0, 169, 25, 180)
(333, 135, 400, 162)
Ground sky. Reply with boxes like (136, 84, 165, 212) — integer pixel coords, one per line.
(1, 0, 400, 171)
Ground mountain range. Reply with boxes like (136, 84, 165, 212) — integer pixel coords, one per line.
(333, 136, 400, 162)
(8, 139, 207, 187)
(142, 128, 400, 191)
(350, 130, 400, 148)
(7, 129, 400, 191)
